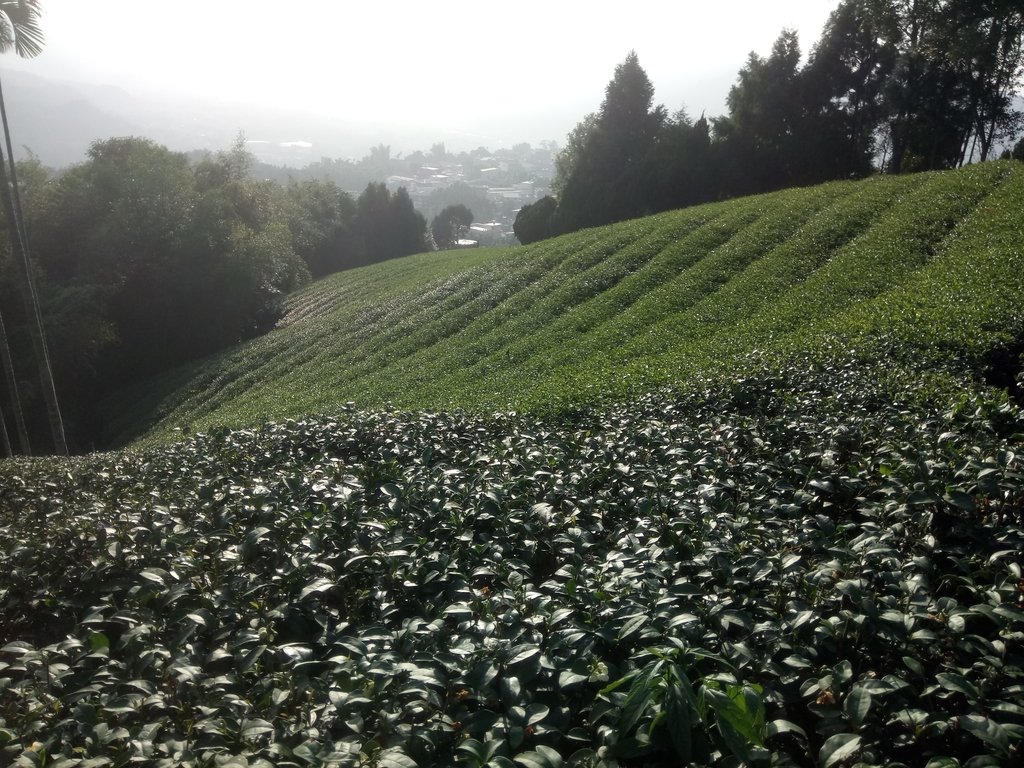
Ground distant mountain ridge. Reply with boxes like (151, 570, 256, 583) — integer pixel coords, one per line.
(0, 69, 530, 169)
(1, 70, 144, 166)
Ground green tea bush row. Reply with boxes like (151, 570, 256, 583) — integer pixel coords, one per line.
(3, 358, 1023, 766)
(112, 162, 1024, 447)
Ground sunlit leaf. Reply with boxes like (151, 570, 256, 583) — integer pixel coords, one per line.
(819, 733, 862, 768)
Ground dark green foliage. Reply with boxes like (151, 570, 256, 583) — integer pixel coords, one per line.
(735, 1, 1023, 175)
(556, 52, 666, 232)
(715, 27, 877, 194)
(0, 1, 44, 59)
(289, 180, 429, 272)
(389, 187, 430, 259)
(0, 141, 437, 453)
(285, 179, 359, 278)
(1, 360, 1022, 766)
(513, 196, 558, 244)
(355, 183, 428, 264)
(647, 112, 716, 212)
(878, 0, 1024, 172)
(718, 30, 810, 193)
(546, 5, 1022, 238)
(803, 0, 894, 177)
(8, 138, 309, 449)
(551, 113, 597, 199)
(431, 204, 474, 250)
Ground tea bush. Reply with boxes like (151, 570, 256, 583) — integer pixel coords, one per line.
(3, 358, 1023, 766)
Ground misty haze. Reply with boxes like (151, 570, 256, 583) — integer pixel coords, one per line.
(1, 2, 1023, 767)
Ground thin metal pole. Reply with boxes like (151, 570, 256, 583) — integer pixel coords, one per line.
(0, 303, 30, 454)
(0, 74, 66, 454)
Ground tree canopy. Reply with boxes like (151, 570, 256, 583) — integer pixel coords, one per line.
(0, 0, 44, 58)
(430, 204, 474, 250)
(355, 182, 428, 263)
(521, 3, 1023, 243)
(513, 195, 558, 245)
(556, 51, 666, 232)
(0, 137, 435, 452)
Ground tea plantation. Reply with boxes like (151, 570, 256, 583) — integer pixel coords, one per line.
(109, 160, 1023, 448)
(2, 162, 1024, 767)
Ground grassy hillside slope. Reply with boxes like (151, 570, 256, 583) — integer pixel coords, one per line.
(4, 162, 1024, 766)
(112, 161, 1024, 446)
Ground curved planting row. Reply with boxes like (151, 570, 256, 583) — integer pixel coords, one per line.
(111, 161, 1024, 446)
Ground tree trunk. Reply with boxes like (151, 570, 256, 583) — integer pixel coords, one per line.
(888, 121, 906, 173)
(0, 156, 65, 453)
(0, 407, 10, 457)
(0, 303, 30, 454)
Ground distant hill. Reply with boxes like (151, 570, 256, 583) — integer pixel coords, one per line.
(1, 69, 145, 166)
(0, 68, 387, 167)
(110, 160, 1024, 446)
(0, 69, 516, 168)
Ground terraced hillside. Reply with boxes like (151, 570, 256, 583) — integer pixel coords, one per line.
(113, 161, 1024, 445)
(4, 161, 1024, 767)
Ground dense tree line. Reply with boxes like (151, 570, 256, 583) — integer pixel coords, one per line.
(516, 0, 1024, 243)
(0, 137, 429, 453)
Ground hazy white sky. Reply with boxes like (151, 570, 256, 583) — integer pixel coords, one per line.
(4, 0, 842, 146)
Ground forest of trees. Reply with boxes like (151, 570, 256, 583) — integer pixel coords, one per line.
(516, 0, 1024, 243)
(0, 137, 429, 453)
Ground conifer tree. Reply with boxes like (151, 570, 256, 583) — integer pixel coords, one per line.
(557, 51, 665, 231)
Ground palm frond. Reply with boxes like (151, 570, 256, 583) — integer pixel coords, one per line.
(0, 0, 44, 59)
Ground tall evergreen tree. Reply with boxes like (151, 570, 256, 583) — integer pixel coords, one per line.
(650, 110, 717, 212)
(355, 181, 392, 263)
(557, 52, 665, 231)
(551, 112, 598, 199)
(389, 187, 428, 258)
(718, 30, 817, 194)
(804, 0, 897, 177)
(354, 183, 427, 264)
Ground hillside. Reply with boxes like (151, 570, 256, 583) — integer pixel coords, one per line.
(113, 161, 1024, 447)
(3, 161, 1024, 766)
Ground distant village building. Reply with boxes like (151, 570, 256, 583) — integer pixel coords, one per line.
(378, 144, 554, 243)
